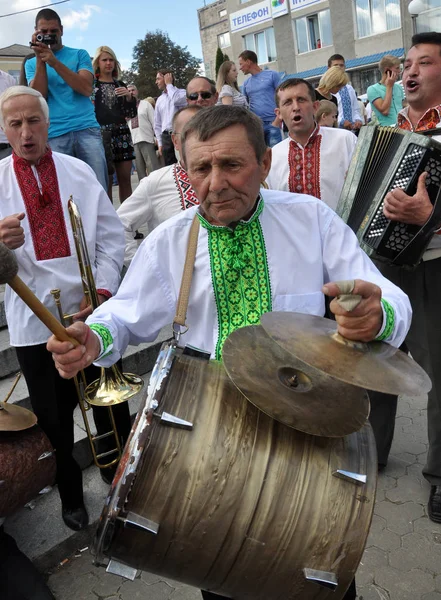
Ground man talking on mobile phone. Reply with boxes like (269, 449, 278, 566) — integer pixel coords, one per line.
(367, 55, 405, 126)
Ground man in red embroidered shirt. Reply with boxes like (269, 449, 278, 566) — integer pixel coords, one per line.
(118, 104, 208, 265)
(0, 86, 130, 531)
(266, 78, 357, 211)
(368, 32, 441, 523)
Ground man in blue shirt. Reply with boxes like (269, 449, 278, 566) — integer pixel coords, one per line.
(238, 50, 282, 147)
(26, 8, 107, 189)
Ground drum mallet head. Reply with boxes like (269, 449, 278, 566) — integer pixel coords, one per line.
(0, 243, 19, 284)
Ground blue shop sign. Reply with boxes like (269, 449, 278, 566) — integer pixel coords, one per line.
(230, 0, 272, 33)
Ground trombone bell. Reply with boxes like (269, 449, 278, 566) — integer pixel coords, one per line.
(85, 366, 144, 407)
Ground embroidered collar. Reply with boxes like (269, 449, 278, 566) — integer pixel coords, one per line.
(173, 163, 199, 210)
(398, 105, 441, 132)
(289, 123, 320, 149)
(13, 147, 71, 261)
(13, 147, 55, 207)
(197, 195, 264, 231)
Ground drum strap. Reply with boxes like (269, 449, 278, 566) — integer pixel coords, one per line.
(173, 215, 200, 330)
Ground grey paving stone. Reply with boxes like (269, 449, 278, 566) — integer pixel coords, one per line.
(365, 514, 400, 553)
(120, 579, 175, 600)
(357, 546, 387, 587)
(389, 532, 441, 574)
(169, 586, 201, 600)
(357, 584, 390, 600)
(140, 570, 165, 585)
(375, 566, 435, 599)
(379, 459, 408, 479)
(385, 474, 430, 505)
(49, 570, 99, 600)
(422, 593, 441, 600)
(375, 500, 424, 535)
(413, 515, 441, 543)
(92, 570, 126, 597)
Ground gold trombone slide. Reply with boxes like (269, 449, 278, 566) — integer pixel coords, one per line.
(51, 198, 143, 469)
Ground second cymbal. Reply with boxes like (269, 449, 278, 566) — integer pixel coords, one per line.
(0, 402, 38, 432)
(260, 312, 432, 396)
(223, 325, 369, 438)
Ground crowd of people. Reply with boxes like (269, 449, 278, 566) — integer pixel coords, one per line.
(1, 7, 441, 597)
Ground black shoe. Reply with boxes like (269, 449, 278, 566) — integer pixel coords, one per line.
(134, 230, 144, 240)
(428, 485, 441, 523)
(62, 503, 89, 531)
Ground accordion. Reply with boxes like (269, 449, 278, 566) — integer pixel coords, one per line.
(336, 125, 441, 267)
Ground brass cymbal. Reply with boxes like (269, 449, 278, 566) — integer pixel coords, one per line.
(260, 312, 432, 396)
(222, 325, 369, 437)
(0, 402, 38, 432)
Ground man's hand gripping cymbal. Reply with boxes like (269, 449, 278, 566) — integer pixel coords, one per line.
(323, 279, 383, 342)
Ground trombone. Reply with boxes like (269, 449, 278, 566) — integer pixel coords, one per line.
(51, 198, 143, 469)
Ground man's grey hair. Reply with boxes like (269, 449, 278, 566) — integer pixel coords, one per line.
(181, 105, 266, 164)
(0, 86, 49, 128)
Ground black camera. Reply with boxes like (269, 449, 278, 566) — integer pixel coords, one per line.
(30, 33, 57, 47)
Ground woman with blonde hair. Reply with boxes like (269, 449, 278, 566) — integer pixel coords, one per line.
(315, 66, 349, 105)
(92, 45, 137, 203)
(216, 61, 248, 107)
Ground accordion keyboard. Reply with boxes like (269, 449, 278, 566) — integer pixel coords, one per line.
(363, 144, 441, 254)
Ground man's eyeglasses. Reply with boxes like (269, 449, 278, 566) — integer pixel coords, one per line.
(187, 91, 213, 101)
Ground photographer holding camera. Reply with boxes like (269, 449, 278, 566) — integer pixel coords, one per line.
(26, 8, 108, 189)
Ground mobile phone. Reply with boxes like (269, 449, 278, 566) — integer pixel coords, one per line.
(385, 69, 392, 77)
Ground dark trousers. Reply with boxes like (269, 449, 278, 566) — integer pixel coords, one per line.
(201, 579, 357, 599)
(16, 344, 131, 508)
(0, 526, 54, 600)
(370, 257, 441, 483)
(161, 130, 177, 166)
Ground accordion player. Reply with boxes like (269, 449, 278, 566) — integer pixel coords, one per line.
(336, 125, 441, 268)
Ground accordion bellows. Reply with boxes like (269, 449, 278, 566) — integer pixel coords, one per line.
(336, 125, 441, 268)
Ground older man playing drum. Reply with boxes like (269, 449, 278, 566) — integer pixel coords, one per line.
(48, 106, 412, 600)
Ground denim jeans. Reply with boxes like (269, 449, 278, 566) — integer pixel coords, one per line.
(263, 121, 282, 148)
(49, 127, 108, 190)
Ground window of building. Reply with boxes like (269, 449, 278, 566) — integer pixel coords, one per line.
(294, 9, 332, 54)
(355, 0, 401, 38)
(243, 27, 277, 64)
(219, 8, 227, 18)
(218, 31, 231, 49)
(240, 0, 250, 3)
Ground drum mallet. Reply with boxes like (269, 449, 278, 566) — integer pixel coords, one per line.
(0, 243, 78, 346)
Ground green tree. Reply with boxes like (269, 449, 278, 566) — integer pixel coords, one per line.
(215, 47, 224, 78)
(124, 30, 201, 98)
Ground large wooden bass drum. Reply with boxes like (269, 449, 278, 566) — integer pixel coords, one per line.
(94, 342, 376, 599)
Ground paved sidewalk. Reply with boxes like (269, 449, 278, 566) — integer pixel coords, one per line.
(44, 391, 441, 600)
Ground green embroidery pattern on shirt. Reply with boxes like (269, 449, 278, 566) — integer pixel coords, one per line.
(199, 199, 272, 360)
(375, 298, 395, 342)
(89, 323, 113, 357)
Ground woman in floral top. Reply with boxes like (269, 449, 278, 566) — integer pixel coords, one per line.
(92, 45, 137, 203)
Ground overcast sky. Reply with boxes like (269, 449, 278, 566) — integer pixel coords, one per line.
(0, 0, 205, 70)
